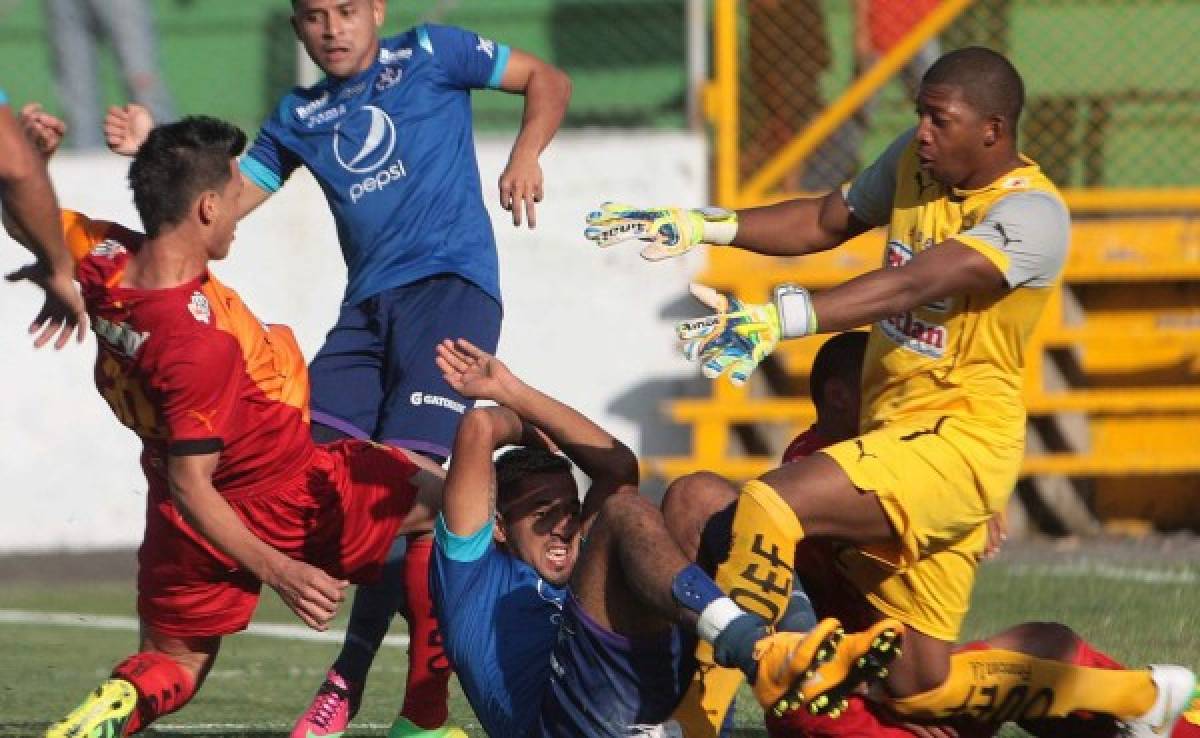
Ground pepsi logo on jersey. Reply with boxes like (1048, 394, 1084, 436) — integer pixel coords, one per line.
(333, 105, 408, 203)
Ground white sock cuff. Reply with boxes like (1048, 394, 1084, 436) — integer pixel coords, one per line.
(697, 597, 745, 644)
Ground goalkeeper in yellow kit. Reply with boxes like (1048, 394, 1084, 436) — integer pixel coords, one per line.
(586, 47, 1196, 737)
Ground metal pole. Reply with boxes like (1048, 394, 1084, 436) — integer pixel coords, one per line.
(686, 0, 708, 130)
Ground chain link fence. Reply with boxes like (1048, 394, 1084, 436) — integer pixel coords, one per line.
(737, 0, 1200, 194)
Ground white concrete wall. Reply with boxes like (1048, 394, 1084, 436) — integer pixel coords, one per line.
(0, 132, 709, 551)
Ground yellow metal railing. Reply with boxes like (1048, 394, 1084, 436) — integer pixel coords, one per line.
(708, 0, 1200, 212)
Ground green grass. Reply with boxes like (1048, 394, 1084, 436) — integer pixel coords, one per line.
(2, 556, 1198, 737)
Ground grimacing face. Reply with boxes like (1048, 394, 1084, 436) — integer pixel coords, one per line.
(495, 471, 583, 587)
(913, 83, 994, 189)
(291, 0, 384, 79)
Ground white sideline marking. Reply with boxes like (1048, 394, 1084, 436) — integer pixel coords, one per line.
(0, 609, 409, 646)
(1007, 561, 1198, 584)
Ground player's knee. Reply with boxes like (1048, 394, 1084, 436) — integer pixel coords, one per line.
(662, 472, 738, 563)
(986, 621, 1079, 660)
(662, 471, 738, 519)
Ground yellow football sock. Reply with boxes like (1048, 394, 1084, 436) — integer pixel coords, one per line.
(890, 648, 1159, 723)
(712, 479, 804, 624)
(671, 641, 745, 738)
(675, 481, 803, 737)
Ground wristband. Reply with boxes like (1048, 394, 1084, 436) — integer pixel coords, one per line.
(774, 284, 818, 339)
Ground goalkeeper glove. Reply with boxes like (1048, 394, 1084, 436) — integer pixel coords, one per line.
(675, 283, 818, 386)
(584, 202, 738, 261)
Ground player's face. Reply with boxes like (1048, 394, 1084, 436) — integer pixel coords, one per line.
(208, 161, 242, 260)
(496, 472, 583, 587)
(291, 0, 384, 79)
(914, 83, 991, 188)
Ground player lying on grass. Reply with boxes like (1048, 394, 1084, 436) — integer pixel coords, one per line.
(428, 337, 904, 737)
(585, 46, 1196, 738)
(670, 332, 1200, 738)
(6, 114, 447, 738)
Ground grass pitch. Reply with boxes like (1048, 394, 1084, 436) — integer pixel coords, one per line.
(1, 544, 1197, 737)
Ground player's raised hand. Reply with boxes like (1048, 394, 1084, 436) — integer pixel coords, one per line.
(6, 262, 88, 349)
(266, 557, 348, 632)
(104, 103, 154, 157)
(584, 202, 738, 261)
(18, 103, 66, 159)
(676, 283, 781, 386)
(436, 338, 519, 404)
(499, 152, 543, 228)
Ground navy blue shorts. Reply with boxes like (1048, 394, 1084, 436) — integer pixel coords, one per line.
(309, 274, 502, 460)
(536, 594, 697, 737)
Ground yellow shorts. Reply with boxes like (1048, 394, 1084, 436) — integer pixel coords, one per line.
(821, 414, 1022, 641)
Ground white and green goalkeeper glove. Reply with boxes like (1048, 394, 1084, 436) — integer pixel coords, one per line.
(584, 202, 738, 261)
(675, 283, 818, 386)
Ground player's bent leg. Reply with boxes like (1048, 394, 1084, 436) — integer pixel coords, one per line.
(888, 641, 1194, 732)
(46, 629, 217, 737)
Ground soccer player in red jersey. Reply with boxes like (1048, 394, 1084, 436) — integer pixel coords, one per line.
(7, 114, 446, 738)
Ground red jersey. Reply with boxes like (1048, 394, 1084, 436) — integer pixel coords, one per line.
(65, 211, 315, 500)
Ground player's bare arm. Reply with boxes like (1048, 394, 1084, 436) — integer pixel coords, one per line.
(496, 48, 572, 228)
(809, 239, 1006, 334)
(166, 451, 349, 631)
(104, 103, 272, 219)
(441, 405, 529, 536)
(729, 189, 873, 257)
(0, 102, 87, 348)
(437, 338, 638, 530)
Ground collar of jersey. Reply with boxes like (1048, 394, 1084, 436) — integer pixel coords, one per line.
(951, 154, 1041, 198)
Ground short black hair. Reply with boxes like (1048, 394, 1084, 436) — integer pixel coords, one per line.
(922, 46, 1025, 134)
(809, 331, 868, 403)
(495, 447, 573, 510)
(128, 116, 246, 238)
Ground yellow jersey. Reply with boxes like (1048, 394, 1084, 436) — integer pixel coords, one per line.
(844, 130, 1070, 443)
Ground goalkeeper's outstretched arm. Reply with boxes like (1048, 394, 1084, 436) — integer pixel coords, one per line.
(730, 189, 873, 257)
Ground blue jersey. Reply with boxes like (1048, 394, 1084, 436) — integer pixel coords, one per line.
(431, 515, 566, 738)
(242, 25, 510, 306)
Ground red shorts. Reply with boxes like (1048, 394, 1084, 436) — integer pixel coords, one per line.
(137, 440, 419, 637)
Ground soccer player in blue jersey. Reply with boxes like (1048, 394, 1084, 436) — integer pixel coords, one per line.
(430, 337, 903, 738)
(104, 2, 571, 736)
(0, 89, 86, 349)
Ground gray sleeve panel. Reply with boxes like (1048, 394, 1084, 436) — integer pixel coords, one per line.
(844, 128, 914, 227)
(961, 191, 1071, 288)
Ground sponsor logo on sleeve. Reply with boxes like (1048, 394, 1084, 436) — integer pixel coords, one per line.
(378, 46, 413, 64)
(476, 37, 495, 58)
(295, 91, 331, 120)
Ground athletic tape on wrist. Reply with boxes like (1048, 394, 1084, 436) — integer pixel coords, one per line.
(774, 284, 817, 338)
(697, 206, 738, 245)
